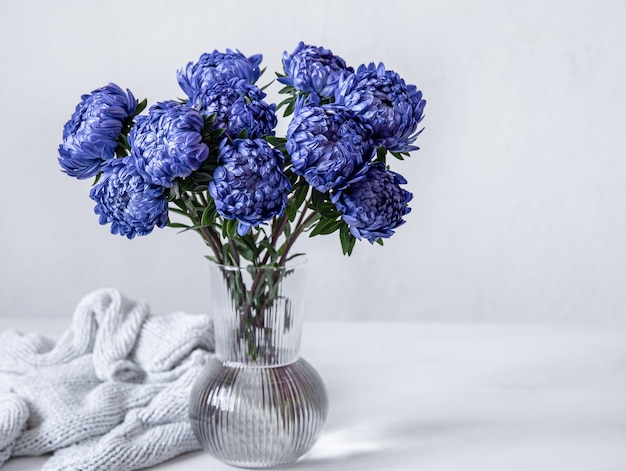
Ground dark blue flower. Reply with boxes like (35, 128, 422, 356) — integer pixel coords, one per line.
(286, 102, 374, 192)
(332, 162, 412, 243)
(209, 139, 291, 236)
(278, 42, 353, 99)
(335, 63, 426, 153)
(89, 158, 168, 239)
(129, 101, 209, 188)
(189, 78, 277, 139)
(58, 83, 137, 179)
(178, 49, 262, 98)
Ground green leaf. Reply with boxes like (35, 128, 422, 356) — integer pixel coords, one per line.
(222, 219, 239, 239)
(285, 252, 306, 263)
(235, 239, 255, 262)
(375, 146, 388, 164)
(277, 240, 288, 256)
(170, 197, 187, 211)
(318, 200, 340, 219)
(390, 151, 407, 161)
(222, 244, 237, 266)
(293, 181, 309, 209)
(283, 179, 306, 222)
(283, 219, 292, 238)
(286, 198, 298, 222)
(310, 189, 324, 212)
(260, 80, 274, 92)
(200, 204, 217, 227)
(265, 136, 288, 147)
(136, 98, 148, 115)
(376, 238, 384, 246)
(228, 219, 240, 239)
(205, 255, 219, 264)
(276, 97, 293, 110)
(310, 216, 343, 237)
(301, 213, 320, 232)
(167, 221, 191, 229)
(283, 99, 296, 117)
(310, 190, 336, 216)
(340, 224, 357, 256)
(241, 233, 260, 256)
(258, 239, 279, 263)
(168, 207, 188, 217)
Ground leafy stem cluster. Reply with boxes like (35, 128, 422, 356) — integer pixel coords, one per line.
(165, 94, 363, 270)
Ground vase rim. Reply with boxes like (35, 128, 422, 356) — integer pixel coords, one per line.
(211, 256, 308, 272)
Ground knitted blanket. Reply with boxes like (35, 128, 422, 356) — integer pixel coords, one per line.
(0, 288, 214, 470)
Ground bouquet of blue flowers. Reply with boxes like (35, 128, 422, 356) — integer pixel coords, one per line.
(59, 42, 426, 268)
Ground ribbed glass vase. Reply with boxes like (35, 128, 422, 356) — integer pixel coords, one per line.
(189, 260, 328, 468)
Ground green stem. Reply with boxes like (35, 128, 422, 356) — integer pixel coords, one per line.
(271, 213, 290, 247)
(179, 194, 224, 264)
(278, 211, 317, 266)
(229, 238, 241, 266)
(201, 226, 224, 264)
(197, 191, 209, 207)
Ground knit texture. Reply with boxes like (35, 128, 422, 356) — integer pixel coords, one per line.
(0, 288, 214, 470)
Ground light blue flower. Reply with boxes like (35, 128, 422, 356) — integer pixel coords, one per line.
(286, 102, 373, 192)
(130, 101, 209, 188)
(209, 139, 291, 236)
(90, 158, 168, 239)
(332, 162, 412, 243)
(278, 42, 353, 99)
(58, 83, 137, 179)
(335, 63, 426, 153)
(178, 49, 262, 98)
(189, 78, 277, 139)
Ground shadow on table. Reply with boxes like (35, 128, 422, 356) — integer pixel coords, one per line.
(295, 420, 463, 468)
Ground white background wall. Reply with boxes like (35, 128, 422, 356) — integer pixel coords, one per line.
(1, 0, 625, 323)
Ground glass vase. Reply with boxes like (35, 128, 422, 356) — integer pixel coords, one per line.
(189, 259, 328, 468)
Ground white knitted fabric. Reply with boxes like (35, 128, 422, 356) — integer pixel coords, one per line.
(0, 288, 214, 470)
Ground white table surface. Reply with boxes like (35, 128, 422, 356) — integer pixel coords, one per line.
(0, 318, 625, 471)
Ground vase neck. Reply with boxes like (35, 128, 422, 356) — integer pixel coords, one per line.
(216, 323, 303, 367)
(209, 262, 307, 367)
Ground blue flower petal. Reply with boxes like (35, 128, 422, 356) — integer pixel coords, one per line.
(58, 83, 137, 179)
(335, 63, 426, 152)
(279, 42, 353, 99)
(333, 162, 412, 243)
(209, 139, 291, 230)
(286, 103, 374, 192)
(178, 49, 262, 98)
(129, 101, 209, 188)
(89, 158, 168, 239)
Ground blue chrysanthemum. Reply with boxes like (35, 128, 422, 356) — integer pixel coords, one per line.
(58, 83, 137, 179)
(178, 49, 262, 98)
(130, 101, 209, 188)
(335, 63, 426, 153)
(209, 139, 291, 236)
(190, 78, 277, 139)
(278, 42, 353, 99)
(89, 158, 168, 239)
(332, 162, 412, 243)
(286, 102, 374, 192)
